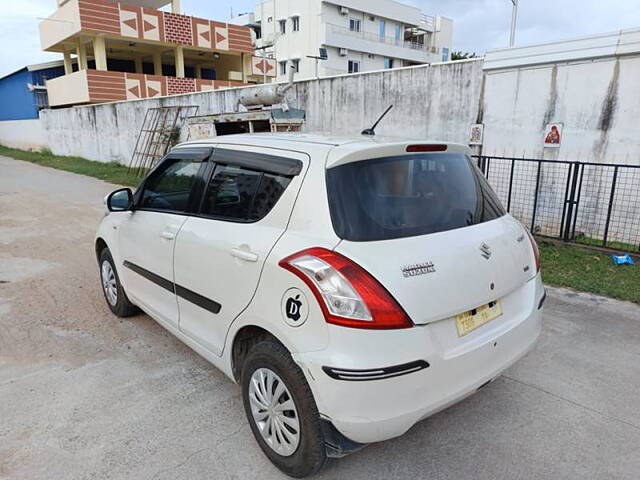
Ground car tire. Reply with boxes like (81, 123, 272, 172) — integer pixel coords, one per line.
(241, 339, 328, 478)
(99, 247, 139, 318)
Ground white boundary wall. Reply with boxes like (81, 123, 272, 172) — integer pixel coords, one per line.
(39, 60, 484, 164)
(482, 28, 640, 165)
(0, 119, 48, 151)
(38, 43, 640, 168)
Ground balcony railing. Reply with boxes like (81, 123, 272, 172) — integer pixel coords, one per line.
(40, 0, 253, 54)
(327, 23, 434, 52)
(46, 69, 248, 107)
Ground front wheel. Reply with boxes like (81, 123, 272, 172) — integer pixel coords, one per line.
(99, 247, 139, 317)
(241, 339, 327, 478)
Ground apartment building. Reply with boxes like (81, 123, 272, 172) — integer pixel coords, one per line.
(232, 0, 453, 81)
(39, 0, 276, 107)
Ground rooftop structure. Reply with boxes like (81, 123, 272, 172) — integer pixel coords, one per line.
(39, 0, 274, 107)
(484, 27, 640, 70)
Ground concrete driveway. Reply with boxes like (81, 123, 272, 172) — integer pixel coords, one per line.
(1, 155, 639, 480)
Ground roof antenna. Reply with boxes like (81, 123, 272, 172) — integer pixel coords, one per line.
(361, 105, 394, 136)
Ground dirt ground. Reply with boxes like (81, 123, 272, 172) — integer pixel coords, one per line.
(1, 156, 639, 480)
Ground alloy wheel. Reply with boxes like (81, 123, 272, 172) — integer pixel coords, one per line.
(101, 261, 118, 307)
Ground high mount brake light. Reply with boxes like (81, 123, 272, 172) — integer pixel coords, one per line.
(279, 248, 413, 330)
(526, 229, 541, 272)
(406, 144, 448, 153)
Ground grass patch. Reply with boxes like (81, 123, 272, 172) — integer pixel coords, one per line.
(540, 241, 639, 304)
(573, 235, 638, 253)
(0, 145, 145, 187)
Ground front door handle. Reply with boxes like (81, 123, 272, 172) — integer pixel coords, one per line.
(231, 247, 259, 263)
(160, 231, 176, 240)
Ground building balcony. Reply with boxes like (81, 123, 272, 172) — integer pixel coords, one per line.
(40, 0, 253, 54)
(38, 0, 278, 106)
(323, 23, 440, 63)
(46, 69, 249, 107)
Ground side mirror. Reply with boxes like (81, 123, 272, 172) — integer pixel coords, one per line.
(107, 188, 134, 212)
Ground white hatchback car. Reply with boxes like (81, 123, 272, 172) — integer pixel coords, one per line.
(96, 133, 544, 477)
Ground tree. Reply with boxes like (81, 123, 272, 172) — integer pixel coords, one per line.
(451, 51, 478, 61)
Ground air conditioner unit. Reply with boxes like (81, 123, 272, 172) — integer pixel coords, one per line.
(339, 48, 349, 56)
(339, 6, 349, 15)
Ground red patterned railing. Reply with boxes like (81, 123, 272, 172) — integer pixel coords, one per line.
(78, 0, 253, 53)
(86, 70, 247, 103)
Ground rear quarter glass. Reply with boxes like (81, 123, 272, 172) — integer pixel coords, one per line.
(326, 153, 506, 242)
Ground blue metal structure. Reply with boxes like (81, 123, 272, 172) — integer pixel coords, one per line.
(0, 63, 65, 121)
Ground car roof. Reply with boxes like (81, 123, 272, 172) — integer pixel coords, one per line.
(179, 133, 471, 167)
(181, 132, 467, 148)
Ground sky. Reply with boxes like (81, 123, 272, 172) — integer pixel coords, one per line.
(1, 0, 639, 77)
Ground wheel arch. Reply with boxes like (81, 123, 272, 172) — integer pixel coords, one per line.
(230, 324, 291, 383)
(95, 237, 108, 261)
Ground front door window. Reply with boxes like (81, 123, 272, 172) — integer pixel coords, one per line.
(139, 159, 202, 213)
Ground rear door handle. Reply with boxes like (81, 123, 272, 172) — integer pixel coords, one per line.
(231, 247, 259, 263)
(160, 231, 176, 240)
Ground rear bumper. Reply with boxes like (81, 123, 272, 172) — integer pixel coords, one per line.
(294, 274, 544, 444)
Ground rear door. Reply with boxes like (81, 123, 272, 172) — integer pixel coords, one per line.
(173, 145, 307, 356)
(118, 148, 211, 328)
(327, 151, 536, 325)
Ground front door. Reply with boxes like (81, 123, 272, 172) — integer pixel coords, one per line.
(173, 145, 307, 356)
(118, 151, 208, 329)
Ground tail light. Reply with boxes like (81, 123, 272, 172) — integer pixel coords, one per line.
(279, 248, 413, 330)
(525, 229, 541, 272)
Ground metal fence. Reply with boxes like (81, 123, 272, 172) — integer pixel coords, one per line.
(475, 156, 640, 253)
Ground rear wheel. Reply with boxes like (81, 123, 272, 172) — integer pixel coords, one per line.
(241, 339, 327, 478)
(99, 248, 139, 317)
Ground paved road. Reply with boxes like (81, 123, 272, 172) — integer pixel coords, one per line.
(1, 156, 639, 480)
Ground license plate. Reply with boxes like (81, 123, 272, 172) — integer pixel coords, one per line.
(456, 300, 503, 337)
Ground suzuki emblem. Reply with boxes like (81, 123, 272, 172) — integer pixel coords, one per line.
(480, 243, 492, 260)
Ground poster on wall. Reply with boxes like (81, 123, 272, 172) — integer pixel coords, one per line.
(469, 124, 484, 146)
(544, 123, 563, 148)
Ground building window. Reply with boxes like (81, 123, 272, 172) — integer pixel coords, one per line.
(348, 60, 360, 73)
(292, 59, 300, 72)
(395, 25, 402, 43)
(292, 16, 300, 32)
(349, 18, 361, 32)
(267, 16, 272, 22)
(384, 58, 394, 69)
(442, 47, 450, 62)
(279, 60, 287, 75)
(379, 21, 386, 39)
(279, 19, 286, 34)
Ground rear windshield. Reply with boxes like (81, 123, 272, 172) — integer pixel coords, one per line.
(327, 153, 506, 241)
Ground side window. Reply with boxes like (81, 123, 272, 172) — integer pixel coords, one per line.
(139, 158, 202, 213)
(201, 164, 292, 222)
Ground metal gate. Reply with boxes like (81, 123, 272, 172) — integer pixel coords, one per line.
(476, 156, 640, 252)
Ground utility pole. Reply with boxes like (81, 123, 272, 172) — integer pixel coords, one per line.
(509, 0, 518, 47)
